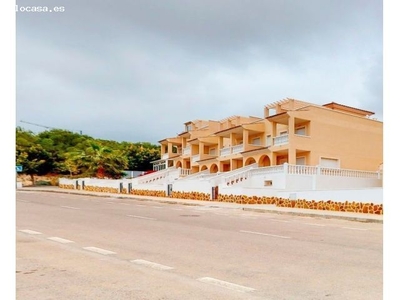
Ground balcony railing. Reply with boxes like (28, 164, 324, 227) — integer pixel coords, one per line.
(232, 144, 244, 154)
(191, 154, 200, 163)
(183, 147, 191, 155)
(220, 147, 231, 156)
(273, 134, 289, 146)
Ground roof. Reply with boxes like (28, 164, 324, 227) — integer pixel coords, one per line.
(322, 102, 375, 116)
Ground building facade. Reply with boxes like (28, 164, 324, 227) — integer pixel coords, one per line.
(153, 98, 383, 175)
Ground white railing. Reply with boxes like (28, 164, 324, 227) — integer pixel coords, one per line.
(220, 147, 231, 156)
(183, 147, 191, 155)
(273, 134, 289, 145)
(179, 169, 210, 180)
(319, 167, 381, 178)
(191, 154, 200, 162)
(135, 167, 176, 184)
(223, 163, 258, 186)
(232, 144, 244, 154)
(180, 168, 191, 177)
(287, 164, 317, 175)
(250, 165, 285, 175)
(161, 153, 169, 159)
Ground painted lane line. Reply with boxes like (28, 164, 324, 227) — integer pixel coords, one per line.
(341, 227, 368, 231)
(127, 215, 156, 221)
(83, 247, 116, 255)
(240, 230, 291, 239)
(61, 206, 80, 210)
(197, 277, 255, 293)
(131, 259, 174, 271)
(47, 237, 74, 244)
(119, 203, 130, 205)
(151, 206, 163, 209)
(19, 229, 42, 235)
(17, 200, 30, 203)
(304, 223, 326, 227)
(136, 204, 145, 207)
(269, 219, 291, 223)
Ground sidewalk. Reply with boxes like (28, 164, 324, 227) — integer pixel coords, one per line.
(17, 186, 383, 224)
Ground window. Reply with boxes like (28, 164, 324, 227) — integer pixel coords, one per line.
(252, 137, 261, 145)
(295, 127, 306, 136)
(264, 180, 273, 186)
(296, 157, 306, 165)
(320, 157, 339, 168)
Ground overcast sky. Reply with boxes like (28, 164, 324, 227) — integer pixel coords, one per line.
(16, 0, 382, 144)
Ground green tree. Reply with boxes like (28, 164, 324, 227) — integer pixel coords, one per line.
(76, 143, 128, 178)
(16, 144, 52, 184)
(125, 143, 160, 171)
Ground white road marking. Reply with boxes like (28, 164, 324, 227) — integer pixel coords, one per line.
(304, 223, 326, 227)
(341, 227, 368, 231)
(119, 203, 130, 205)
(131, 259, 174, 270)
(240, 230, 291, 239)
(61, 206, 80, 210)
(197, 277, 255, 293)
(151, 206, 163, 209)
(47, 237, 74, 244)
(127, 215, 156, 220)
(19, 229, 42, 235)
(269, 219, 291, 223)
(136, 204, 145, 207)
(17, 200, 30, 203)
(83, 247, 116, 255)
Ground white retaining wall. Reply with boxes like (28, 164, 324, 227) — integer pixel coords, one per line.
(172, 179, 211, 194)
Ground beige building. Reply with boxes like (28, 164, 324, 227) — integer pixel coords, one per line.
(153, 98, 383, 174)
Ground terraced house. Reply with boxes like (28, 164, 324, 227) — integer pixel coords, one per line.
(155, 98, 383, 175)
(59, 98, 383, 213)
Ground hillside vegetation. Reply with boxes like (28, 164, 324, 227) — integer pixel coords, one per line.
(16, 127, 161, 183)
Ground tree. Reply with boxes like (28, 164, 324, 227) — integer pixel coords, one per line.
(125, 143, 160, 171)
(16, 145, 52, 184)
(75, 143, 128, 178)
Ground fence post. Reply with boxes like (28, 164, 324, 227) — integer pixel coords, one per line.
(128, 183, 132, 194)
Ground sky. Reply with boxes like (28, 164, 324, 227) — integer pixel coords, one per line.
(14, 0, 383, 144)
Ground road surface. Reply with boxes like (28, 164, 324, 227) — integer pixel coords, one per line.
(16, 191, 383, 299)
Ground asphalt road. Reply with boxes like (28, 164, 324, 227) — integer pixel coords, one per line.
(16, 191, 383, 300)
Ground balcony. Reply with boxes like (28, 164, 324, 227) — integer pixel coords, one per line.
(191, 154, 200, 163)
(183, 147, 191, 155)
(232, 144, 244, 154)
(220, 147, 231, 156)
(273, 134, 289, 146)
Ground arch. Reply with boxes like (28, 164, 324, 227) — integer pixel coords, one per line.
(244, 157, 256, 166)
(175, 161, 182, 168)
(210, 164, 219, 174)
(200, 165, 208, 171)
(259, 155, 271, 167)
